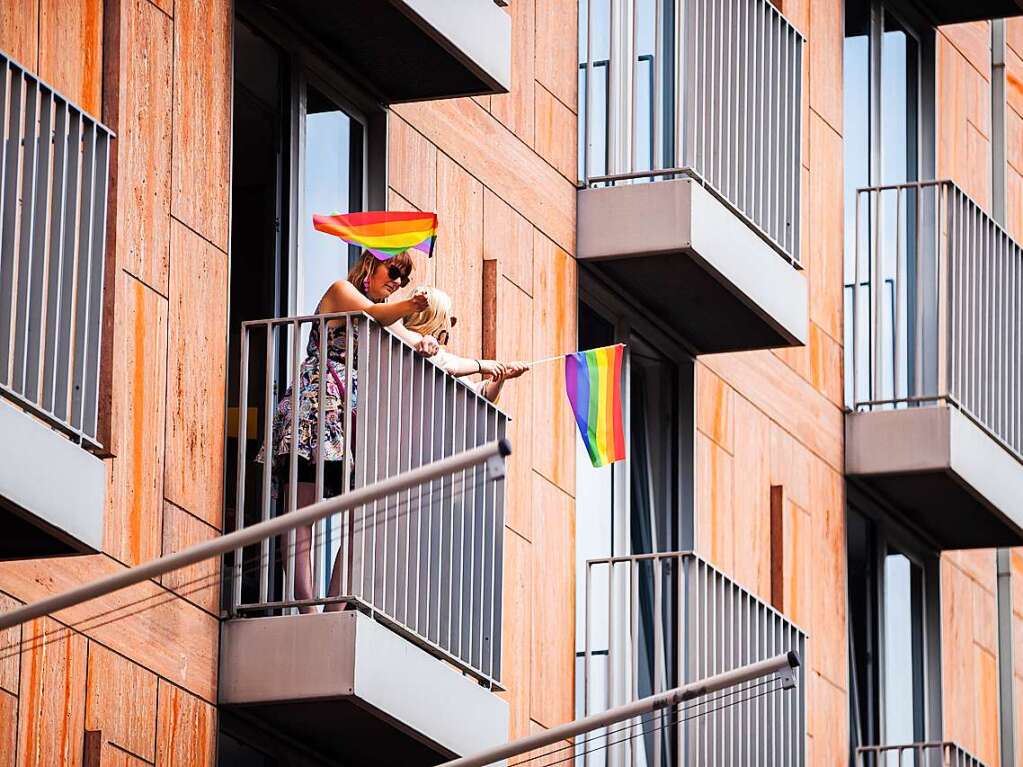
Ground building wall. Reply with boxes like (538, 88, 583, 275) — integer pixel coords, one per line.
(693, 0, 849, 763)
(389, 0, 580, 738)
(0, 0, 229, 764)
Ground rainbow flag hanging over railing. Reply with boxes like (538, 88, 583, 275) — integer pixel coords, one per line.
(313, 210, 438, 260)
(564, 344, 626, 468)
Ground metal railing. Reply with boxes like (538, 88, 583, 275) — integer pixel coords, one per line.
(856, 741, 987, 767)
(848, 180, 1023, 462)
(579, 0, 804, 263)
(581, 552, 807, 765)
(0, 51, 112, 448)
(228, 312, 508, 687)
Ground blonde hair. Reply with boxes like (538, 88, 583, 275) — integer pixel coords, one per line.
(404, 286, 454, 339)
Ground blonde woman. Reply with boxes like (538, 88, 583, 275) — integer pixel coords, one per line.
(403, 286, 529, 402)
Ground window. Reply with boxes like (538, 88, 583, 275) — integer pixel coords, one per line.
(573, 278, 695, 765)
(848, 501, 939, 760)
(225, 15, 384, 607)
(843, 0, 934, 407)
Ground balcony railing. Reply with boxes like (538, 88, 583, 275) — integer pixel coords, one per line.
(848, 180, 1023, 463)
(0, 52, 112, 448)
(579, 0, 804, 263)
(581, 552, 806, 765)
(227, 312, 508, 687)
(855, 741, 987, 767)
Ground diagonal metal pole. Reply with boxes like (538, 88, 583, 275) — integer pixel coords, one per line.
(0, 439, 511, 632)
(437, 651, 800, 767)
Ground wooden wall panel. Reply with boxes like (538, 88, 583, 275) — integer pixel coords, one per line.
(499, 528, 532, 739)
(388, 117, 437, 214)
(534, 0, 577, 113)
(0, 556, 218, 702)
(807, 673, 848, 766)
(696, 432, 734, 574)
(807, 0, 842, 134)
(941, 558, 977, 751)
(171, 0, 231, 249)
(387, 188, 436, 294)
(807, 111, 843, 342)
(696, 364, 734, 454)
(110, 0, 173, 294)
(434, 154, 484, 360)
(16, 619, 87, 767)
(0, 0, 37, 69)
(394, 99, 576, 253)
(84, 644, 158, 762)
(782, 497, 812, 629)
(160, 502, 219, 615)
(38, 0, 103, 115)
(808, 459, 846, 689)
(0, 594, 21, 696)
(164, 221, 228, 528)
(529, 474, 574, 728)
(535, 83, 576, 182)
(97, 745, 150, 767)
(155, 681, 215, 767)
(0, 689, 15, 767)
(105, 275, 168, 566)
(808, 322, 843, 406)
(491, 0, 535, 146)
(495, 276, 534, 539)
(941, 21, 991, 79)
(483, 189, 533, 296)
(530, 232, 576, 494)
(731, 396, 772, 599)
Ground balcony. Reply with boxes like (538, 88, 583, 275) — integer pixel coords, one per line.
(580, 552, 806, 765)
(0, 52, 110, 558)
(577, 0, 807, 354)
(856, 741, 986, 767)
(240, 0, 511, 102)
(219, 313, 510, 763)
(846, 181, 1023, 549)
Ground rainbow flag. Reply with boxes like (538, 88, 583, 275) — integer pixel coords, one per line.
(564, 345, 626, 467)
(313, 210, 438, 261)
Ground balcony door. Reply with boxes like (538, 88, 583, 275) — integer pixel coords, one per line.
(574, 276, 695, 766)
(844, 0, 937, 409)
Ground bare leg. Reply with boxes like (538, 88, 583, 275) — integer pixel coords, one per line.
(323, 508, 350, 613)
(284, 482, 318, 614)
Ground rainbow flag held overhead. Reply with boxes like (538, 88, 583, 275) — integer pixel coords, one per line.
(313, 210, 438, 261)
(564, 344, 626, 468)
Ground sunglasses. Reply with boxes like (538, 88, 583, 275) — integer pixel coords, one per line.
(436, 329, 450, 345)
(386, 263, 411, 287)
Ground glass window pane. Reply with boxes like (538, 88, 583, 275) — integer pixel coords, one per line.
(883, 550, 925, 761)
(299, 84, 364, 317)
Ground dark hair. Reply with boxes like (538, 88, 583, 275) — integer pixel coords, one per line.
(346, 250, 414, 298)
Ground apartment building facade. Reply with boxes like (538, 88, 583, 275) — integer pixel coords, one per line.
(0, 0, 1021, 766)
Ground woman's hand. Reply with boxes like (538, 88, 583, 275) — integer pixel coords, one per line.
(416, 335, 440, 357)
(498, 362, 530, 381)
(478, 360, 506, 380)
(403, 292, 429, 314)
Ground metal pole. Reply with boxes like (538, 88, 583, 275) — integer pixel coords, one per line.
(437, 651, 800, 767)
(0, 440, 511, 632)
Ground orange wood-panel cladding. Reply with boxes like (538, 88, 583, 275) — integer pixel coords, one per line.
(499, 528, 532, 740)
(16, 618, 88, 767)
(0, 0, 37, 69)
(160, 501, 220, 616)
(155, 680, 215, 767)
(104, 274, 168, 568)
(164, 222, 228, 529)
(171, 0, 231, 250)
(39, 0, 103, 116)
(108, 0, 174, 295)
(84, 645, 158, 762)
(0, 690, 15, 767)
(491, 0, 535, 146)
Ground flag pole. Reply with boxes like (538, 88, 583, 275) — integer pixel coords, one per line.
(452, 343, 626, 378)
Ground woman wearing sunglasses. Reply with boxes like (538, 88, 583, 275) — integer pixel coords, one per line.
(261, 250, 438, 613)
(404, 286, 529, 403)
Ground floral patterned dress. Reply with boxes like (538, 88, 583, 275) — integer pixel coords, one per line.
(257, 321, 357, 485)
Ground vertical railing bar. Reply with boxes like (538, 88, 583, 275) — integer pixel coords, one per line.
(0, 68, 23, 390)
(81, 129, 109, 440)
(583, 561, 592, 767)
(69, 120, 96, 433)
(22, 88, 54, 402)
(285, 319, 301, 610)
(895, 188, 904, 401)
(42, 99, 69, 412)
(630, 559, 639, 765)
(12, 77, 40, 395)
(341, 314, 354, 596)
(52, 109, 80, 423)
(258, 325, 274, 604)
(231, 327, 250, 612)
(653, 556, 664, 767)
(314, 316, 327, 600)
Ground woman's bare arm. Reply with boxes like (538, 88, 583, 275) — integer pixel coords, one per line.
(317, 280, 438, 354)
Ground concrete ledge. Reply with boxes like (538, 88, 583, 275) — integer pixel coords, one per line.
(0, 398, 105, 556)
(846, 405, 1023, 548)
(577, 179, 807, 353)
(220, 611, 508, 761)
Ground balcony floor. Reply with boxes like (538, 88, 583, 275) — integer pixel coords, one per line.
(219, 610, 508, 763)
(846, 405, 1023, 549)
